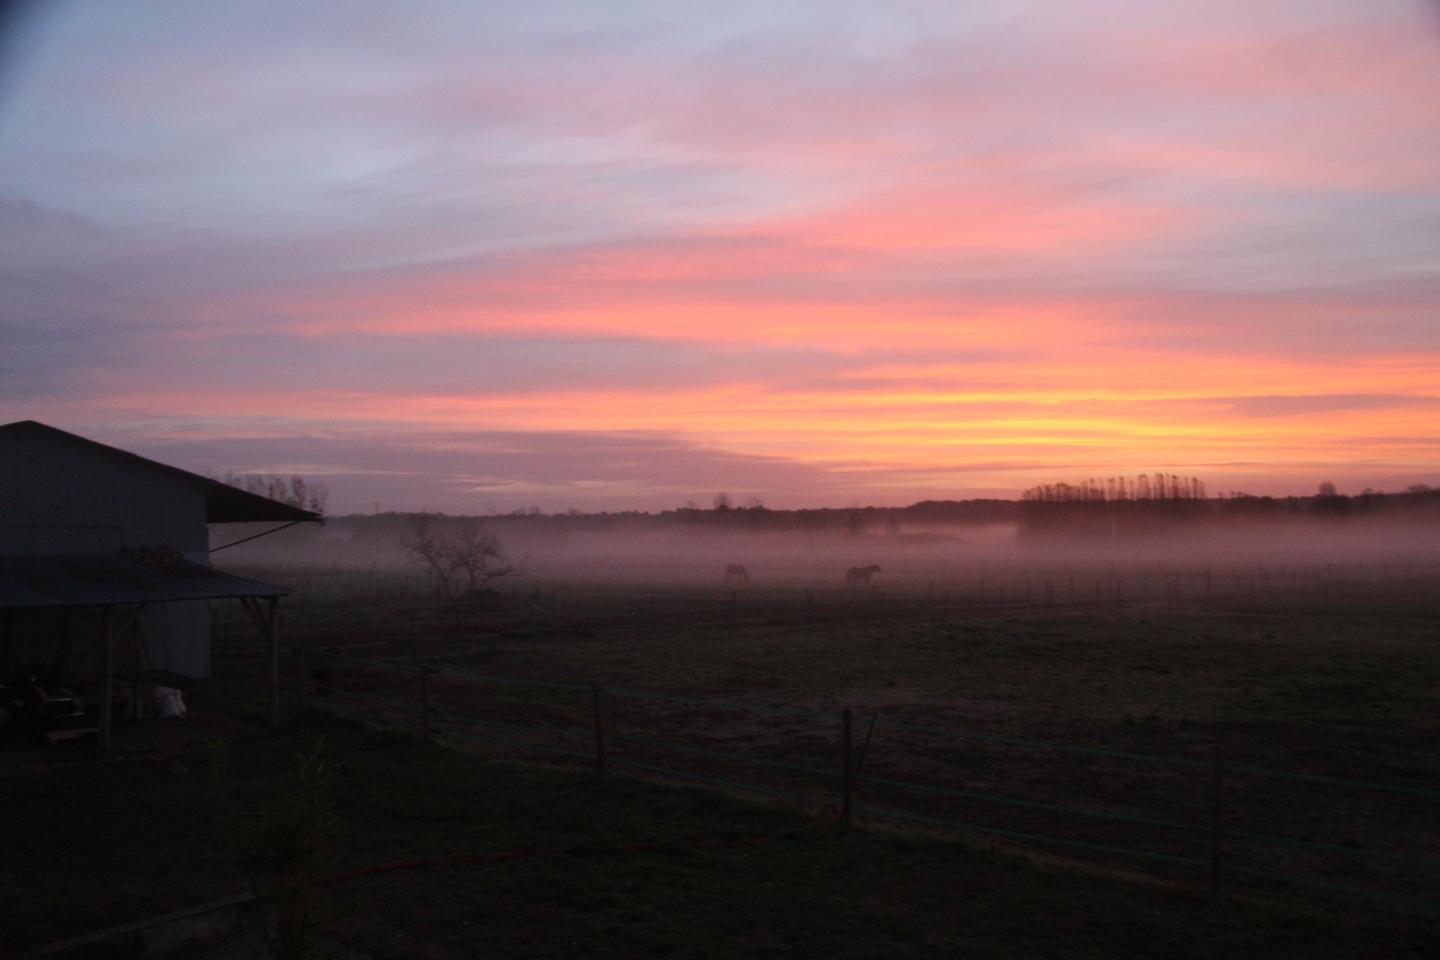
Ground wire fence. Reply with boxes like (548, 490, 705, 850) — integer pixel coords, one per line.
(211, 560, 1440, 679)
(242, 640, 1440, 914)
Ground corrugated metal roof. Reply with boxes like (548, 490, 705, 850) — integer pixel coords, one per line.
(0, 421, 321, 524)
(0, 555, 292, 608)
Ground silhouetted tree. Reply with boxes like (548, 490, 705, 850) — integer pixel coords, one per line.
(405, 515, 520, 597)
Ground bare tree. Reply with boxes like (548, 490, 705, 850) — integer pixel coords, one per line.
(406, 514, 455, 597)
(405, 515, 520, 598)
(448, 518, 520, 594)
(220, 471, 328, 514)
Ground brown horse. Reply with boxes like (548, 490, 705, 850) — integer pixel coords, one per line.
(845, 564, 881, 587)
(724, 564, 750, 585)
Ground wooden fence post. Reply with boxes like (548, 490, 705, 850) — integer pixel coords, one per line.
(266, 598, 281, 730)
(840, 709, 853, 831)
(1209, 755, 1226, 895)
(98, 605, 114, 753)
(592, 684, 607, 772)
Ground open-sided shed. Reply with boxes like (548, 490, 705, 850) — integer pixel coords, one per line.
(0, 420, 321, 745)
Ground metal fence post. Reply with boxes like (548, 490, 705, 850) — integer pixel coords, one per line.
(593, 684, 607, 772)
(841, 709, 853, 831)
(297, 635, 308, 702)
(1209, 755, 1226, 895)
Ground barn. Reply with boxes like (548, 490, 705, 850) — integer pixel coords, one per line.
(0, 420, 320, 746)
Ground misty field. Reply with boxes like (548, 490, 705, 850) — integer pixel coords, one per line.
(214, 551, 1440, 912)
(7, 551, 1437, 957)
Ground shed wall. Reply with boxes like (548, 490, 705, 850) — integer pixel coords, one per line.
(1, 427, 215, 677)
(0, 427, 208, 557)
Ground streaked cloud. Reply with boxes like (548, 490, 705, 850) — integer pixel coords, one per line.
(2, 0, 1438, 509)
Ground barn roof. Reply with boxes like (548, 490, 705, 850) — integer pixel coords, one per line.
(0, 420, 321, 524)
(0, 555, 291, 608)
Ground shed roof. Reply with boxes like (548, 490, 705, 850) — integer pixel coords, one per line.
(0, 420, 321, 523)
(0, 555, 291, 608)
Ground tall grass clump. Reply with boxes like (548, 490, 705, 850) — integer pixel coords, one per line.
(244, 738, 340, 960)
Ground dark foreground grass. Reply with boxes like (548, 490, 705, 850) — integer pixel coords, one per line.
(3, 707, 1434, 959)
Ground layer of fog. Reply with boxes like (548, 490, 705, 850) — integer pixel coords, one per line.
(211, 512, 1440, 589)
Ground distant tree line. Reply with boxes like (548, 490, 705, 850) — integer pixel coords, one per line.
(1017, 476, 1440, 540)
(228, 478, 1440, 553)
(1022, 474, 1207, 502)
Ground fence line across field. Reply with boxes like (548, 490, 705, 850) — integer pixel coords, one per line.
(220, 575, 1440, 661)
(275, 648, 1439, 912)
(292, 646, 1440, 802)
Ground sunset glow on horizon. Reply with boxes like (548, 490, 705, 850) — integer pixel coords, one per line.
(3, 1, 1439, 512)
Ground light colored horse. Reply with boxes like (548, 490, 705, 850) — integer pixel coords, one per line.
(724, 564, 750, 585)
(845, 564, 881, 587)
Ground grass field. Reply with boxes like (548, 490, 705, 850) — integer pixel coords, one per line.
(5, 555, 1438, 956)
(211, 559, 1440, 914)
(4, 707, 1437, 959)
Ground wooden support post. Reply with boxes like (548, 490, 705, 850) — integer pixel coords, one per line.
(840, 708, 853, 831)
(1, 607, 13, 684)
(592, 684, 606, 772)
(1209, 756, 1226, 895)
(266, 597, 281, 729)
(99, 605, 114, 753)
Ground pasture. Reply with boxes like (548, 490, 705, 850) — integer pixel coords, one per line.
(215, 553, 1440, 911)
(5, 550, 1437, 957)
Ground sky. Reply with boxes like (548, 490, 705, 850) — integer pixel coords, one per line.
(2, 0, 1438, 514)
